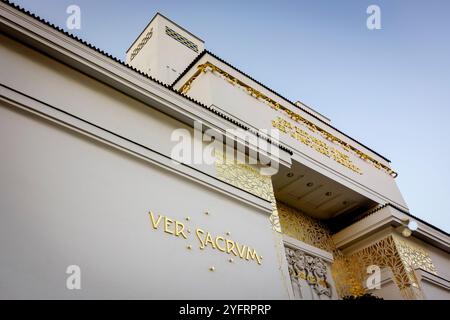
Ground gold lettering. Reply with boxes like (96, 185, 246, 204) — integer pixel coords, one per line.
(174, 221, 187, 239)
(149, 211, 162, 229)
(236, 242, 247, 259)
(164, 217, 174, 234)
(215, 236, 226, 252)
(226, 239, 237, 256)
(149, 211, 262, 265)
(205, 232, 216, 249)
(272, 117, 362, 174)
(196, 228, 206, 249)
(246, 248, 262, 265)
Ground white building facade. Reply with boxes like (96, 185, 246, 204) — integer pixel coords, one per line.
(0, 2, 449, 299)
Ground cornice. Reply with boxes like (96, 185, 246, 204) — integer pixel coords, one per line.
(415, 268, 450, 291)
(0, 84, 274, 215)
(332, 204, 450, 253)
(283, 234, 334, 263)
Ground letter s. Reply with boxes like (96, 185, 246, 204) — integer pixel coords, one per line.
(196, 228, 206, 249)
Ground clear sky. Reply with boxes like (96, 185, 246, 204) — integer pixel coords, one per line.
(10, 0, 450, 232)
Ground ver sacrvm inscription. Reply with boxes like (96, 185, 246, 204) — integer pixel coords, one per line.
(148, 211, 263, 265)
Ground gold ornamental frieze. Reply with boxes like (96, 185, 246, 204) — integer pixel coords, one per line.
(179, 61, 397, 177)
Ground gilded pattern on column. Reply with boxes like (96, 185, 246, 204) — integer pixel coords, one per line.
(277, 202, 335, 252)
(276, 202, 365, 297)
(330, 251, 366, 297)
(345, 235, 437, 299)
(214, 151, 281, 232)
(393, 235, 437, 275)
(346, 236, 415, 298)
(392, 234, 437, 294)
(214, 155, 437, 299)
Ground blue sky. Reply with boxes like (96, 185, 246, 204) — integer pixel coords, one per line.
(10, 0, 450, 232)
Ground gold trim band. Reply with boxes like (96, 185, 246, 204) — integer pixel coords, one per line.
(179, 62, 398, 178)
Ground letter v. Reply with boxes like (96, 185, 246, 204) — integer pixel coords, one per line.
(149, 211, 162, 229)
(236, 243, 247, 259)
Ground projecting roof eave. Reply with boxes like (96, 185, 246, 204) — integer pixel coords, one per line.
(172, 50, 393, 166)
(332, 203, 450, 253)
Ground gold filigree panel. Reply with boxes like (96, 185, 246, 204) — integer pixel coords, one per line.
(214, 151, 281, 232)
(213, 155, 435, 299)
(393, 235, 437, 275)
(272, 117, 361, 174)
(277, 202, 335, 252)
(275, 203, 438, 299)
(330, 251, 366, 297)
(276, 202, 364, 297)
(344, 235, 438, 299)
(348, 236, 412, 293)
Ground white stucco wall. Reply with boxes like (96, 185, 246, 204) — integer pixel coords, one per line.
(0, 35, 290, 299)
(420, 280, 450, 300)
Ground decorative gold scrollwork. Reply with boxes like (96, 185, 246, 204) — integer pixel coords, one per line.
(214, 151, 282, 233)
